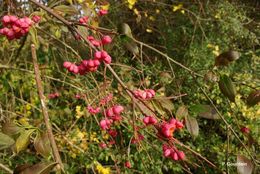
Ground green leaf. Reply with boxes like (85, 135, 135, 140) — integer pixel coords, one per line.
(185, 116, 199, 138)
(0, 132, 15, 150)
(197, 105, 220, 120)
(219, 75, 236, 102)
(119, 23, 133, 38)
(15, 129, 35, 153)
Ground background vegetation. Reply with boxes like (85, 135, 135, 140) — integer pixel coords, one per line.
(0, 0, 259, 173)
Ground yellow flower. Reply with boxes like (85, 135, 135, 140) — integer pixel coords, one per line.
(76, 105, 84, 118)
(96, 164, 111, 174)
(173, 4, 183, 12)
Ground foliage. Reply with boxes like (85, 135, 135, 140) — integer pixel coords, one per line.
(0, 0, 259, 174)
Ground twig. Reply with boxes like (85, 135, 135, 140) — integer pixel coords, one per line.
(0, 163, 12, 174)
(198, 84, 259, 165)
(31, 44, 64, 172)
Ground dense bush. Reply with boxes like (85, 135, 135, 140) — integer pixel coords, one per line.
(0, 0, 259, 174)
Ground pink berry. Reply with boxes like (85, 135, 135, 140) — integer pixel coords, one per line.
(103, 55, 112, 64)
(94, 51, 102, 60)
(2, 15, 10, 24)
(63, 61, 72, 68)
(177, 151, 185, 160)
(125, 161, 131, 168)
(32, 15, 41, 23)
(99, 9, 108, 16)
(102, 35, 112, 45)
(112, 105, 124, 115)
(143, 116, 150, 125)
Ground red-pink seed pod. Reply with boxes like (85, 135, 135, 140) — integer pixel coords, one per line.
(143, 116, 150, 125)
(94, 51, 102, 60)
(112, 105, 124, 115)
(103, 55, 112, 64)
(2, 15, 10, 24)
(87, 59, 95, 67)
(106, 108, 114, 117)
(149, 116, 157, 124)
(93, 59, 100, 66)
(63, 61, 72, 68)
(101, 51, 109, 58)
(102, 35, 112, 45)
(177, 151, 185, 160)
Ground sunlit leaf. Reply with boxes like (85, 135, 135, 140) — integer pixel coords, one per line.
(15, 129, 35, 153)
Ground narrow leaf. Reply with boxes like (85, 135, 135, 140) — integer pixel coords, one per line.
(185, 116, 199, 138)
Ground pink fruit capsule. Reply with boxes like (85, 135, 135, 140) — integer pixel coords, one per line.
(112, 105, 124, 115)
(103, 55, 112, 64)
(87, 59, 95, 67)
(93, 59, 100, 66)
(63, 61, 72, 68)
(101, 51, 109, 58)
(73, 65, 79, 74)
(143, 116, 150, 125)
(177, 151, 185, 160)
(102, 35, 112, 45)
(94, 51, 102, 60)
(2, 15, 10, 24)
(149, 116, 157, 124)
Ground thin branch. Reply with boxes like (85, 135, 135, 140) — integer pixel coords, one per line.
(31, 44, 64, 172)
(0, 163, 12, 174)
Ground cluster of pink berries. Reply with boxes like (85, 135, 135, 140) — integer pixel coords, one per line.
(87, 35, 112, 47)
(159, 118, 184, 138)
(64, 35, 112, 75)
(79, 16, 88, 24)
(99, 94, 113, 106)
(131, 133, 144, 144)
(87, 106, 101, 114)
(143, 115, 157, 125)
(163, 144, 185, 161)
(133, 89, 156, 100)
(105, 105, 124, 122)
(0, 15, 40, 40)
(99, 105, 124, 130)
(48, 92, 60, 99)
